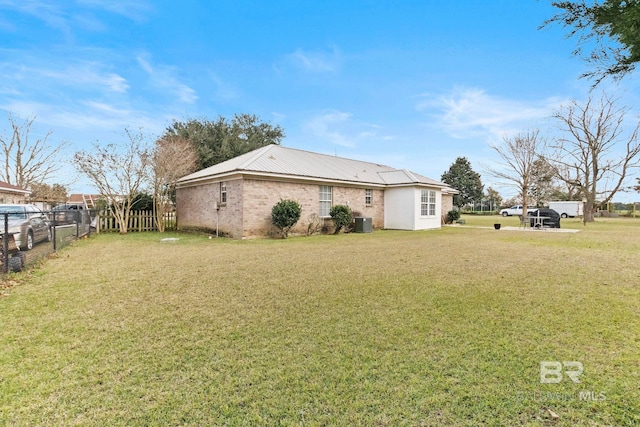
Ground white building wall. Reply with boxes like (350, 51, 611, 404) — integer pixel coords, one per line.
(413, 188, 443, 230)
(384, 186, 443, 230)
(384, 187, 415, 230)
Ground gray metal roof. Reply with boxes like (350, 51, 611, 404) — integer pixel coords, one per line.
(177, 144, 453, 189)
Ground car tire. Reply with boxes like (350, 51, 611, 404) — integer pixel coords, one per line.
(25, 231, 34, 251)
(502, 212, 508, 217)
(561, 213, 568, 218)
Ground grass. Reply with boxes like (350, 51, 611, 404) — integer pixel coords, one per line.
(1, 216, 639, 426)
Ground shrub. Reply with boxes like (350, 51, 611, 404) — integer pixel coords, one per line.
(329, 204, 353, 234)
(271, 199, 302, 238)
(446, 210, 460, 224)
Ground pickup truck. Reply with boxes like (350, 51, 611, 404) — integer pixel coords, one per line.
(499, 205, 536, 217)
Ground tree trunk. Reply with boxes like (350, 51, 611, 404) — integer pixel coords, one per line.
(584, 197, 596, 223)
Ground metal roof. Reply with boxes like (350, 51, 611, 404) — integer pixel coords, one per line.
(177, 145, 453, 189)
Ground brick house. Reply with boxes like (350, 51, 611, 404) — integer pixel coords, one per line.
(176, 145, 457, 238)
(0, 181, 30, 204)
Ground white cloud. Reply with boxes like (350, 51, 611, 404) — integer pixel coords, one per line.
(0, 0, 151, 44)
(303, 110, 393, 148)
(0, 99, 164, 134)
(206, 71, 238, 101)
(77, 0, 152, 22)
(305, 111, 354, 147)
(416, 87, 566, 141)
(0, 0, 69, 33)
(279, 47, 342, 74)
(136, 56, 197, 104)
(0, 58, 129, 95)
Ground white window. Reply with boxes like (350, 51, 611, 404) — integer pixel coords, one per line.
(220, 182, 227, 204)
(429, 190, 436, 216)
(421, 190, 436, 216)
(319, 185, 332, 217)
(365, 189, 372, 206)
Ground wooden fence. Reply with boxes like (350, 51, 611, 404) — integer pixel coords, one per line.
(95, 210, 176, 233)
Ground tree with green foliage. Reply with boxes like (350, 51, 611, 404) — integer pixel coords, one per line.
(441, 157, 484, 209)
(163, 114, 285, 170)
(485, 187, 503, 211)
(545, 0, 640, 86)
(271, 199, 302, 238)
(528, 158, 559, 207)
(130, 193, 154, 211)
(329, 204, 353, 234)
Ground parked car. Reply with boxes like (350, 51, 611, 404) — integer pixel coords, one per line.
(499, 205, 536, 217)
(0, 204, 52, 250)
(529, 208, 561, 228)
(51, 203, 85, 225)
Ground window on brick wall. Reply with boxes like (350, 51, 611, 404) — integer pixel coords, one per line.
(365, 189, 372, 206)
(319, 185, 332, 217)
(421, 189, 436, 216)
(220, 182, 227, 204)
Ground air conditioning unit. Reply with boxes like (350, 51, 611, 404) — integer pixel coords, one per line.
(354, 217, 372, 233)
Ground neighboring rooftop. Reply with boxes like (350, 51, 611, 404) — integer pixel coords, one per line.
(178, 145, 453, 189)
(0, 181, 30, 195)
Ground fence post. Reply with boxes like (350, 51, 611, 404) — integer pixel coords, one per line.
(3, 213, 8, 274)
(52, 209, 57, 252)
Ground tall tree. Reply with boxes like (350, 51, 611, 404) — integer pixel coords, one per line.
(547, 94, 640, 223)
(486, 130, 546, 221)
(73, 129, 151, 234)
(485, 186, 503, 211)
(441, 157, 484, 209)
(0, 113, 68, 189)
(151, 135, 198, 232)
(164, 114, 285, 170)
(545, 0, 640, 85)
(528, 158, 559, 207)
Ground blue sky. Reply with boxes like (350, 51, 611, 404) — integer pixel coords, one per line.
(1, 0, 640, 201)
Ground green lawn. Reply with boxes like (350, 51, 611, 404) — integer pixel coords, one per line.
(1, 216, 639, 426)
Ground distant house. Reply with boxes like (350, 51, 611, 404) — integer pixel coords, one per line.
(176, 145, 457, 238)
(67, 194, 102, 209)
(0, 181, 30, 204)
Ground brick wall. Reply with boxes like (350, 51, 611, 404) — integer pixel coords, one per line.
(0, 191, 27, 204)
(241, 179, 385, 238)
(178, 176, 385, 238)
(442, 193, 454, 217)
(176, 178, 244, 238)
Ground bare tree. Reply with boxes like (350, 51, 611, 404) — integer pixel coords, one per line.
(486, 130, 546, 221)
(73, 129, 151, 234)
(548, 94, 640, 223)
(0, 113, 68, 189)
(151, 135, 198, 232)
